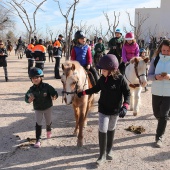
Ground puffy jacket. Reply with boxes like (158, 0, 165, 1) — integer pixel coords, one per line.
(25, 82, 58, 110)
(151, 53, 170, 96)
(53, 39, 62, 57)
(71, 45, 92, 66)
(108, 37, 124, 57)
(32, 44, 46, 62)
(84, 74, 130, 115)
(26, 44, 34, 59)
(122, 42, 139, 63)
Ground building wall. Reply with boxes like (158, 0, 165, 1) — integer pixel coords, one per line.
(135, 0, 170, 41)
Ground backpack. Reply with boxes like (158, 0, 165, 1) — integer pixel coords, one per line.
(154, 55, 160, 68)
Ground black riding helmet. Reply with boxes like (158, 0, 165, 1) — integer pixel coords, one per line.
(29, 67, 44, 78)
(74, 30, 86, 41)
(97, 54, 119, 70)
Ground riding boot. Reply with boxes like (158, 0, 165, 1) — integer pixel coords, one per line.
(106, 130, 115, 160)
(35, 123, 42, 142)
(5, 77, 8, 82)
(155, 118, 167, 147)
(96, 131, 107, 166)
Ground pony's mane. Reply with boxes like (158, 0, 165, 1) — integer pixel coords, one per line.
(130, 57, 142, 64)
(62, 60, 82, 77)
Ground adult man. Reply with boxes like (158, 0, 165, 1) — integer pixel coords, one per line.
(32, 39, 46, 70)
(53, 34, 64, 79)
(108, 28, 124, 64)
(25, 38, 35, 74)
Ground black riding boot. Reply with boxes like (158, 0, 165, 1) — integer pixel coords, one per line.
(35, 123, 42, 142)
(106, 130, 115, 160)
(96, 131, 107, 165)
(155, 118, 167, 147)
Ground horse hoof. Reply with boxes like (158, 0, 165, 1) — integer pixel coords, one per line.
(77, 140, 83, 147)
(133, 112, 137, 116)
(73, 131, 78, 136)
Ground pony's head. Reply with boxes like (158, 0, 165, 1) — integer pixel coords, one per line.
(61, 61, 81, 105)
(130, 57, 149, 87)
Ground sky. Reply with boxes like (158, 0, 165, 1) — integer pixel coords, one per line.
(2, 0, 161, 38)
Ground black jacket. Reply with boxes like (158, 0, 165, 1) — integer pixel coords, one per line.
(85, 74, 130, 115)
(0, 48, 8, 67)
(25, 82, 58, 110)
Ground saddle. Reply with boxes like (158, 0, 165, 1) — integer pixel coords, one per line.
(86, 70, 96, 88)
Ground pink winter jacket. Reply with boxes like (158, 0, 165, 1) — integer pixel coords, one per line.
(122, 42, 139, 63)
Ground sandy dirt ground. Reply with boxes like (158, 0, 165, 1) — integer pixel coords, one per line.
(0, 51, 169, 170)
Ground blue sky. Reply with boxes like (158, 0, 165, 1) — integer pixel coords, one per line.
(2, 0, 161, 38)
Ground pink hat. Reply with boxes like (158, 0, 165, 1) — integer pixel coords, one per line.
(125, 32, 134, 40)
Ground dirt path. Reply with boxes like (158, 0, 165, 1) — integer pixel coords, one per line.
(0, 51, 169, 170)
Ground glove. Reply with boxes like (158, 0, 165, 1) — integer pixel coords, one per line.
(119, 106, 127, 118)
(77, 92, 83, 98)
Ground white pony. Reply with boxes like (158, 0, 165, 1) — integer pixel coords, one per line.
(124, 57, 149, 116)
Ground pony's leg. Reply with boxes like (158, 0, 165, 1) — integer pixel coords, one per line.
(84, 94, 93, 127)
(133, 87, 142, 116)
(77, 103, 88, 147)
(73, 106, 79, 136)
(130, 88, 134, 111)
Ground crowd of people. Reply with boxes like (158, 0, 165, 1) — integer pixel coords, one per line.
(0, 29, 170, 166)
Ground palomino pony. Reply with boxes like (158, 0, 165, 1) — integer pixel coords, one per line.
(61, 60, 94, 147)
(124, 57, 149, 116)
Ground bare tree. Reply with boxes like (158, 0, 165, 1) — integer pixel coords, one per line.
(103, 11, 120, 37)
(6, 0, 47, 42)
(0, 5, 14, 31)
(126, 11, 149, 42)
(55, 0, 80, 60)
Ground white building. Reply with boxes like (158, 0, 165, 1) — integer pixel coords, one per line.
(135, 0, 170, 42)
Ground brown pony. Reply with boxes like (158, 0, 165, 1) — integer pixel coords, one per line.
(7, 44, 13, 55)
(61, 60, 94, 147)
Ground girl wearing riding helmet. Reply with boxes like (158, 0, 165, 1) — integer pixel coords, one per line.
(139, 48, 149, 92)
(71, 30, 99, 85)
(119, 32, 139, 75)
(25, 67, 58, 148)
(77, 54, 130, 166)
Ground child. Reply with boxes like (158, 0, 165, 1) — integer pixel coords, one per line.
(139, 48, 149, 92)
(77, 54, 130, 165)
(71, 30, 99, 85)
(25, 67, 58, 148)
(119, 32, 139, 75)
(0, 40, 8, 82)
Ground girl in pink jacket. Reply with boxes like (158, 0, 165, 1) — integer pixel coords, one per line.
(122, 32, 139, 63)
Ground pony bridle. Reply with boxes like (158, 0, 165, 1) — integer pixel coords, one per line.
(125, 61, 147, 88)
(61, 72, 88, 103)
(134, 62, 147, 85)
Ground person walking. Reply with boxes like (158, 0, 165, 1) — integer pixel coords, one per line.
(25, 67, 58, 148)
(77, 54, 130, 165)
(148, 39, 170, 147)
(47, 41, 54, 62)
(53, 34, 63, 79)
(25, 38, 35, 74)
(32, 39, 46, 71)
(108, 28, 124, 64)
(0, 40, 8, 82)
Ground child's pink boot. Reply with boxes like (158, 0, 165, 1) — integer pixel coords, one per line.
(47, 131, 51, 139)
(34, 141, 41, 148)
